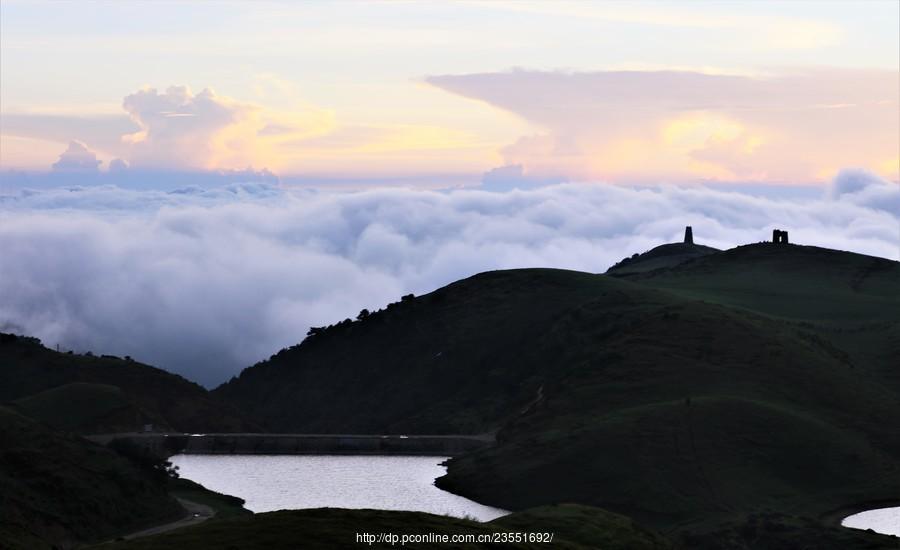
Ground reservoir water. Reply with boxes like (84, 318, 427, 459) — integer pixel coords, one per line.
(842, 506, 900, 537)
(170, 454, 509, 521)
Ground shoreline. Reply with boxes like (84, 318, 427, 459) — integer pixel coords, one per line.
(820, 498, 900, 533)
(86, 432, 495, 458)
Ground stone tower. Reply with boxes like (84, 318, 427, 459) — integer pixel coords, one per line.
(772, 229, 789, 244)
(684, 226, 693, 244)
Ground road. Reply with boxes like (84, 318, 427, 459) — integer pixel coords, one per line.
(118, 497, 215, 540)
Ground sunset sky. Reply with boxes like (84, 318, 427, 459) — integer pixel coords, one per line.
(2, 0, 898, 186)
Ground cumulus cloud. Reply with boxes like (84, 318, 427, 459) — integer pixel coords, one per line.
(51, 141, 102, 173)
(122, 86, 259, 170)
(0, 176, 897, 386)
(109, 158, 129, 173)
(428, 69, 900, 184)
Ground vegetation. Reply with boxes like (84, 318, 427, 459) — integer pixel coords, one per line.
(98, 505, 672, 550)
(606, 241, 720, 275)
(215, 243, 900, 547)
(492, 504, 673, 550)
(167, 477, 252, 520)
(0, 406, 182, 549)
(0, 333, 254, 433)
(3, 242, 898, 548)
(10, 382, 141, 433)
(108, 438, 182, 482)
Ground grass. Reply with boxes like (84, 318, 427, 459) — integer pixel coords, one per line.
(606, 242, 721, 275)
(167, 477, 252, 519)
(4, 242, 898, 548)
(0, 406, 182, 550)
(0, 333, 254, 433)
(10, 382, 141, 433)
(216, 243, 900, 547)
(97, 505, 674, 550)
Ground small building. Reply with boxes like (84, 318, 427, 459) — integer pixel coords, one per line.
(772, 229, 789, 244)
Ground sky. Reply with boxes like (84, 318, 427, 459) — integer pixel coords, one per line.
(0, 1, 898, 385)
(1, 0, 898, 185)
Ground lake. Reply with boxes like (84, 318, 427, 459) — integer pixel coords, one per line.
(842, 506, 900, 537)
(170, 454, 509, 521)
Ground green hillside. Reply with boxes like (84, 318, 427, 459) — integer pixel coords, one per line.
(98, 505, 674, 550)
(0, 334, 253, 433)
(94, 504, 896, 550)
(215, 269, 652, 434)
(606, 242, 721, 275)
(215, 244, 900, 546)
(0, 406, 182, 549)
(10, 382, 149, 433)
(621, 243, 900, 395)
(619, 243, 900, 322)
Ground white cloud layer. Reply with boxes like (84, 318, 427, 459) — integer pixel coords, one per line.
(1, 173, 897, 386)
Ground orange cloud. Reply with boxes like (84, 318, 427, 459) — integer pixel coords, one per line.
(427, 69, 899, 184)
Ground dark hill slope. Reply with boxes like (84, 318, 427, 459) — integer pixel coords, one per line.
(619, 243, 900, 395)
(606, 242, 721, 275)
(436, 246, 900, 536)
(436, 294, 900, 530)
(0, 406, 181, 549)
(10, 382, 143, 434)
(215, 247, 900, 545)
(214, 270, 682, 433)
(617, 243, 899, 322)
(100, 505, 674, 550)
(0, 334, 252, 433)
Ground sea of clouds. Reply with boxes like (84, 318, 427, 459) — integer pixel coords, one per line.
(1, 170, 897, 386)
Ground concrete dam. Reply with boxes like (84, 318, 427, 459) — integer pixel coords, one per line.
(87, 432, 494, 458)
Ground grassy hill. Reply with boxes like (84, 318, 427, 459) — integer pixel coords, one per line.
(0, 334, 253, 433)
(618, 243, 900, 322)
(606, 242, 721, 275)
(10, 382, 148, 433)
(214, 269, 650, 434)
(94, 504, 897, 550)
(97, 504, 674, 550)
(619, 243, 900, 403)
(215, 244, 900, 546)
(0, 406, 183, 549)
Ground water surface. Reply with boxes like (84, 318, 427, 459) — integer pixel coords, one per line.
(171, 454, 508, 521)
(842, 506, 900, 537)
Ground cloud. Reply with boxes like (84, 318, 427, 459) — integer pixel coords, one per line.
(1, 175, 897, 386)
(51, 141, 101, 173)
(122, 86, 259, 170)
(481, 164, 567, 191)
(830, 169, 900, 216)
(0, 166, 279, 191)
(1, 82, 495, 179)
(0, 113, 139, 160)
(427, 69, 899, 184)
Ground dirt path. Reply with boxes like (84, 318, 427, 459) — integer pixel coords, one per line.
(119, 497, 215, 540)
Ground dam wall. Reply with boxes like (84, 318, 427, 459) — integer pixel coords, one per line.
(87, 432, 492, 458)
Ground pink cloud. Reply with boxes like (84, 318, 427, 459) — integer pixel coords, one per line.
(427, 69, 899, 184)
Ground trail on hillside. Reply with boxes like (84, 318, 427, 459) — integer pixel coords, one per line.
(117, 497, 215, 541)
